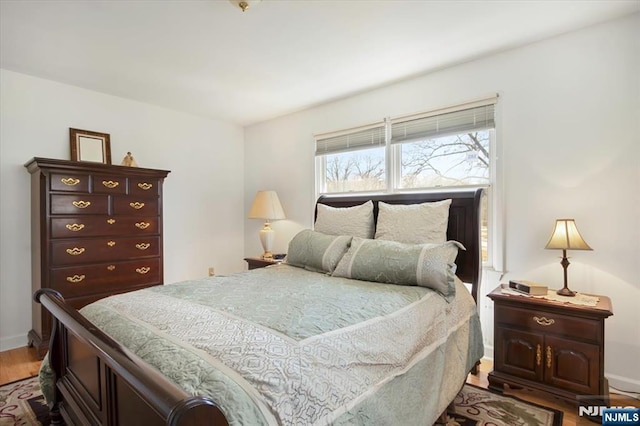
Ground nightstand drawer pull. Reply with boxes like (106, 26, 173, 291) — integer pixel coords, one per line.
(66, 223, 85, 232)
(533, 316, 555, 326)
(138, 182, 153, 190)
(536, 344, 541, 366)
(130, 202, 145, 210)
(61, 177, 80, 186)
(72, 200, 91, 209)
(66, 274, 85, 283)
(136, 267, 150, 274)
(546, 346, 552, 368)
(102, 180, 119, 188)
(135, 221, 150, 229)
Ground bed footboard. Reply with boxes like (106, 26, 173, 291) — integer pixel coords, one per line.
(35, 289, 229, 426)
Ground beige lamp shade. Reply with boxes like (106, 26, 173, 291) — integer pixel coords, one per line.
(249, 190, 285, 259)
(248, 190, 286, 220)
(545, 219, 592, 251)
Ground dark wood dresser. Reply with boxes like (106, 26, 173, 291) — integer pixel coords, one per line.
(487, 285, 613, 403)
(25, 157, 170, 358)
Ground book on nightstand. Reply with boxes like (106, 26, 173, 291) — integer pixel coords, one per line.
(508, 280, 548, 296)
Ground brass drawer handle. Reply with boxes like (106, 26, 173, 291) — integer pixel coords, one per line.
(72, 200, 91, 209)
(138, 182, 153, 190)
(107, 218, 116, 225)
(66, 247, 85, 256)
(533, 316, 555, 326)
(61, 177, 80, 186)
(546, 346, 552, 369)
(107, 265, 116, 271)
(130, 202, 145, 210)
(107, 241, 116, 247)
(135, 221, 150, 229)
(136, 267, 150, 274)
(536, 344, 541, 366)
(136, 243, 150, 250)
(102, 180, 119, 189)
(66, 275, 85, 283)
(66, 223, 85, 232)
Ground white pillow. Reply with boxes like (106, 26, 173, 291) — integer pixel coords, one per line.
(314, 201, 375, 239)
(375, 199, 451, 244)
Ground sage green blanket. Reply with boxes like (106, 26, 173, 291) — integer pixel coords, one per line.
(43, 264, 483, 425)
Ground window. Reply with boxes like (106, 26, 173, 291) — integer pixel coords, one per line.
(315, 96, 499, 265)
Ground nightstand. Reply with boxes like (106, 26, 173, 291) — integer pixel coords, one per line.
(487, 285, 613, 404)
(244, 257, 282, 270)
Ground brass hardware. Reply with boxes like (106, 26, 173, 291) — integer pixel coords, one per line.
(61, 177, 80, 186)
(546, 346, 552, 368)
(66, 224, 85, 232)
(107, 265, 116, 271)
(66, 275, 85, 283)
(130, 202, 145, 210)
(536, 344, 541, 366)
(107, 241, 116, 247)
(136, 267, 150, 274)
(136, 243, 150, 250)
(66, 247, 85, 256)
(107, 218, 116, 224)
(102, 180, 119, 188)
(138, 182, 153, 190)
(72, 200, 91, 209)
(135, 222, 150, 229)
(533, 316, 555, 326)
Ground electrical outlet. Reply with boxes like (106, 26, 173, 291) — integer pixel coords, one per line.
(208, 267, 215, 277)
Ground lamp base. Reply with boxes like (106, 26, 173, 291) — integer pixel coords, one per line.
(556, 287, 576, 297)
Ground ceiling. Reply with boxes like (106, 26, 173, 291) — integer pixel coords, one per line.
(1, 1, 638, 126)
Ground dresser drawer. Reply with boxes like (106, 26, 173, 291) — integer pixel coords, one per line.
(113, 196, 159, 216)
(495, 305, 601, 343)
(129, 177, 160, 197)
(51, 258, 161, 299)
(50, 173, 90, 192)
(92, 175, 127, 194)
(51, 217, 159, 238)
(52, 236, 161, 266)
(51, 194, 109, 215)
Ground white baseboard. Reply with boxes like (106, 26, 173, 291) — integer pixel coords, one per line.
(607, 373, 640, 395)
(0, 333, 27, 352)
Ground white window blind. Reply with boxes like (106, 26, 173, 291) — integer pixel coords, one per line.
(315, 122, 385, 156)
(391, 100, 496, 145)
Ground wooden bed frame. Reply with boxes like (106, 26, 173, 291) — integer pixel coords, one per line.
(36, 188, 483, 425)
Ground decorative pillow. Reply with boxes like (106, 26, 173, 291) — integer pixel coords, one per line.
(285, 230, 352, 274)
(375, 199, 452, 244)
(332, 237, 465, 301)
(314, 201, 375, 239)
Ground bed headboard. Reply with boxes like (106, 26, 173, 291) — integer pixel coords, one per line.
(315, 189, 483, 303)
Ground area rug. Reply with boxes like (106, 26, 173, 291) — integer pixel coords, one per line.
(0, 377, 561, 426)
(443, 383, 563, 426)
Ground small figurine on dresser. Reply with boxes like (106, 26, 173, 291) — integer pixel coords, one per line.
(121, 152, 139, 167)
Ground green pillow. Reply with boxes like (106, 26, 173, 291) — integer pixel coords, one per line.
(332, 238, 464, 301)
(285, 230, 352, 274)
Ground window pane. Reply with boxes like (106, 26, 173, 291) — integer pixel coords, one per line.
(400, 131, 490, 188)
(323, 147, 386, 193)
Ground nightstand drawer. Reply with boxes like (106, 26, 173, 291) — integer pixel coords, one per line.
(495, 305, 601, 343)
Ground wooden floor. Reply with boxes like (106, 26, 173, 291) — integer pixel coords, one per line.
(1, 349, 636, 425)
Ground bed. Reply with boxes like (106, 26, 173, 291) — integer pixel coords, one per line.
(36, 189, 484, 425)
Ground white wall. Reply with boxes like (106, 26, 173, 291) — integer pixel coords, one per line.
(244, 14, 640, 391)
(0, 70, 245, 350)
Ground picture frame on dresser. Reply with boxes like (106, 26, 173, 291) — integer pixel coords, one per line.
(69, 128, 112, 165)
(24, 157, 170, 358)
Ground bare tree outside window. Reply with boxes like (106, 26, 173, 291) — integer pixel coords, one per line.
(325, 147, 385, 193)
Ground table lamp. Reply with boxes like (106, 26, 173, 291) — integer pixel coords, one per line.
(545, 219, 592, 297)
(248, 190, 286, 259)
